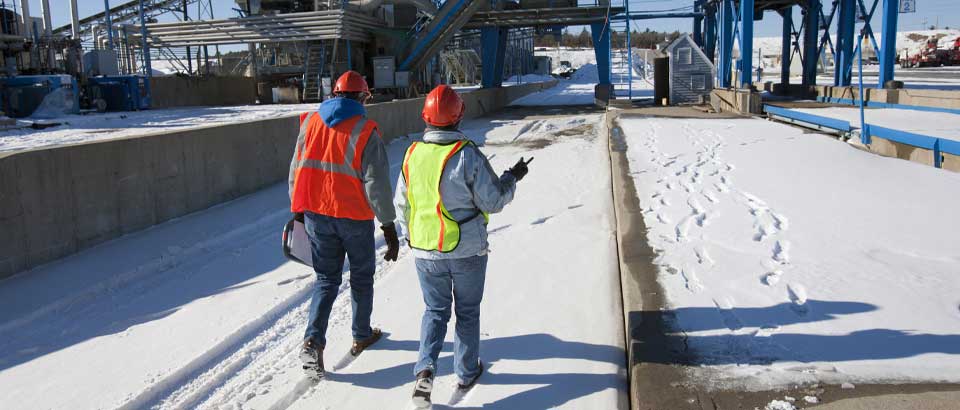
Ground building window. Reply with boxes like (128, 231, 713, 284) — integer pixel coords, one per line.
(678, 47, 692, 65)
(691, 74, 706, 90)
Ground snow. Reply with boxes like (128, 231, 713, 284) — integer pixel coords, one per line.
(535, 47, 597, 70)
(789, 106, 960, 142)
(510, 64, 601, 106)
(510, 62, 654, 106)
(0, 103, 317, 153)
(620, 116, 960, 390)
(0, 108, 626, 409)
(764, 400, 797, 410)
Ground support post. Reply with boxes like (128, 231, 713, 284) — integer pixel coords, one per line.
(802, 0, 820, 86)
(591, 22, 611, 85)
(693, 0, 704, 46)
(20, 0, 31, 38)
(705, 4, 717, 61)
(481, 27, 507, 88)
(780, 7, 792, 86)
(183, 0, 192, 74)
(139, 0, 153, 93)
(718, 0, 734, 88)
(738, 0, 755, 88)
(835, 0, 856, 86)
(878, 0, 899, 87)
(70, 0, 81, 39)
(104, 0, 115, 50)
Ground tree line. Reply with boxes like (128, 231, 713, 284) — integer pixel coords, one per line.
(535, 28, 683, 49)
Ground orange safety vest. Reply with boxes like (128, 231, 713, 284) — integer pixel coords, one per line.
(290, 111, 380, 220)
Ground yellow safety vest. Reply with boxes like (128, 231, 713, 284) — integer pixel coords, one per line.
(402, 140, 489, 252)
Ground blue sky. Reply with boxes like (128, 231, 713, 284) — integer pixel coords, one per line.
(32, 0, 960, 38)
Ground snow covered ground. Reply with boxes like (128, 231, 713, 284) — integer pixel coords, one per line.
(620, 115, 960, 390)
(0, 103, 316, 153)
(790, 106, 960, 141)
(0, 109, 626, 409)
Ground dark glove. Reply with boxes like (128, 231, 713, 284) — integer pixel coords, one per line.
(381, 223, 400, 262)
(506, 157, 533, 181)
(294, 212, 305, 222)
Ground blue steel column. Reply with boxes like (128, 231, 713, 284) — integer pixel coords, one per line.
(693, 0, 704, 46)
(705, 3, 717, 61)
(802, 0, 820, 86)
(834, 0, 856, 86)
(878, 0, 899, 87)
(481, 27, 507, 88)
(591, 22, 611, 85)
(780, 7, 792, 86)
(718, 0, 734, 88)
(138, 0, 152, 108)
(738, 0, 755, 87)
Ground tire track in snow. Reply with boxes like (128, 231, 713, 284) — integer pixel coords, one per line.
(135, 243, 407, 410)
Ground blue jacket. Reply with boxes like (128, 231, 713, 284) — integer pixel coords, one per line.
(393, 130, 517, 260)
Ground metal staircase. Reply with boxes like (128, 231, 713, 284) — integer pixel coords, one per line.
(302, 42, 328, 103)
(397, 0, 489, 72)
(608, 1, 635, 100)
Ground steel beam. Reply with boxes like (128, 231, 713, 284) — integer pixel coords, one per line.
(481, 27, 507, 88)
(780, 7, 792, 86)
(739, 0, 755, 87)
(591, 22, 611, 85)
(693, 0, 704, 46)
(834, 0, 856, 86)
(718, 0, 734, 88)
(704, 3, 716, 61)
(802, 0, 820, 86)
(878, 0, 898, 87)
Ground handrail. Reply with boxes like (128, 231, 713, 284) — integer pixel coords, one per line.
(763, 104, 853, 134)
(862, 124, 960, 169)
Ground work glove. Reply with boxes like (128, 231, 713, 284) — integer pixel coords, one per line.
(506, 157, 534, 181)
(381, 223, 400, 262)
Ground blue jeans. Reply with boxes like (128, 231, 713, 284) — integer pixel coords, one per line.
(413, 255, 488, 383)
(303, 212, 376, 346)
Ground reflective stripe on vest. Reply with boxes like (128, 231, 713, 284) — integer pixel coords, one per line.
(402, 140, 488, 252)
(291, 112, 377, 220)
(295, 115, 368, 179)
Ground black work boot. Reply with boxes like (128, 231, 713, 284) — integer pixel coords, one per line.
(299, 339, 324, 380)
(411, 369, 434, 408)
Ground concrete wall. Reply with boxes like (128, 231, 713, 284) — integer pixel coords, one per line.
(0, 80, 556, 278)
(150, 76, 258, 108)
(710, 88, 761, 115)
(817, 85, 960, 111)
(865, 136, 960, 173)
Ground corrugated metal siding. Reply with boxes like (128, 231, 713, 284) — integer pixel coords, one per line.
(669, 37, 714, 104)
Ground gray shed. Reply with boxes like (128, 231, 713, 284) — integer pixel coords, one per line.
(666, 34, 715, 104)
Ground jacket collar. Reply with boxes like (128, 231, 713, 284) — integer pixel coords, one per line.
(318, 97, 366, 127)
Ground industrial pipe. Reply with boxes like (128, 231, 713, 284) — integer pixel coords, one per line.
(352, 0, 438, 15)
(70, 0, 82, 39)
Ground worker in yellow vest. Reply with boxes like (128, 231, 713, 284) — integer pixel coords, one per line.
(393, 85, 531, 408)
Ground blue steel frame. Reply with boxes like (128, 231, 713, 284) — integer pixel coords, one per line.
(863, 124, 958, 168)
(764, 104, 853, 133)
(703, 0, 900, 90)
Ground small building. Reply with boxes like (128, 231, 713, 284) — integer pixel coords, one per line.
(665, 34, 715, 104)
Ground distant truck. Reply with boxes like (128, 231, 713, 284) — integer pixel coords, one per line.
(900, 37, 958, 68)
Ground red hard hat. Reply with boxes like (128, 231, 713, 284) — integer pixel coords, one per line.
(422, 85, 464, 127)
(333, 71, 369, 94)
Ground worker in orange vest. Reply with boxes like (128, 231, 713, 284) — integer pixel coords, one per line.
(289, 70, 400, 380)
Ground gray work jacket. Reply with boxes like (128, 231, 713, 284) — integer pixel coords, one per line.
(393, 130, 517, 260)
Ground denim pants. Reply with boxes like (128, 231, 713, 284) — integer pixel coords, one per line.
(303, 212, 376, 346)
(413, 255, 488, 383)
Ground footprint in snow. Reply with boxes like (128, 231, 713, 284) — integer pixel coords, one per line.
(694, 245, 714, 265)
(762, 270, 782, 286)
(681, 267, 705, 293)
(657, 213, 672, 225)
(773, 240, 791, 264)
(787, 283, 809, 315)
(713, 297, 744, 331)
